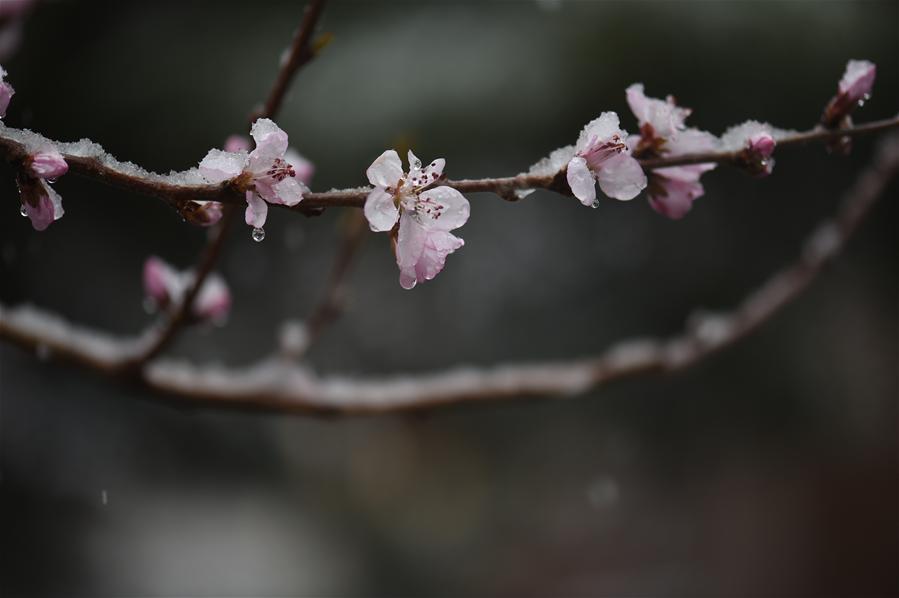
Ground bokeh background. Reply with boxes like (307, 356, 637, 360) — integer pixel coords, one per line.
(1, 1, 897, 596)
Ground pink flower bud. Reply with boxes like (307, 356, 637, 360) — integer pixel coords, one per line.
(180, 200, 224, 227)
(17, 174, 64, 231)
(143, 256, 175, 308)
(194, 274, 231, 322)
(28, 149, 68, 179)
(822, 59, 876, 127)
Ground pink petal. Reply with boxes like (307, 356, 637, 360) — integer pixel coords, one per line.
(575, 112, 624, 155)
(23, 181, 63, 231)
(596, 153, 647, 201)
(366, 149, 404, 188)
(29, 149, 68, 179)
(396, 213, 464, 290)
(626, 83, 690, 138)
(249, 118, 289, 159)
(285, 148, 315, 185)
(566, 156, 596, 206)
(747, 132, 776, 158)
(268, 176, 306, 206)
(363, 187, 399, 232)
(143, 256, 176, 305)
(839, 59, 876, 104)
(199, 149, 247, 183)
(245, 191, 268, 228)
(415, 186, 470, 231)
(649, 175, 704, 220)
(194, 273, 231, 321)
(0, 80, 13, 118)
(224, 135, 251, 153)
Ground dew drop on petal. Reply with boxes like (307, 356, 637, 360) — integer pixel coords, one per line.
(46, 178, 57, 184)
(251, 227, 266, 242)
(20, 204, 27, 217)
(591, 199, 601, 209)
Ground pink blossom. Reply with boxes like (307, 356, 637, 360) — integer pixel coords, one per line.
(199, 118, 308, 235)
(722, 120, 778, 177)
(822, 59, 876, 127)
(17, 146, 68, 230)
(142, 256, 231, 322)
(364, 149, 470, 289)
(644, 130, 718, 220)
(224, 134, 314, 185)
(626, 84, 719, 219)
(566, 112, 647, 206)
(0, 65, 14, 118)
(626, 83, 691, 140)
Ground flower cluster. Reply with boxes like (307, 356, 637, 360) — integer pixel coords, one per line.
(199, 118, 308, 240)
(143, 256, 231, 323)
(364, 150, 470, 289)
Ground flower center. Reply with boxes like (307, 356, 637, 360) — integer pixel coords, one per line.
(266, 158, 296, 182)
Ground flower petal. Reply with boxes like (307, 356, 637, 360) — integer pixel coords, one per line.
(649, 175, 704, 220)
(626, 83, 690, 138)
(566, 156, 596, 206)
(839, 59, 876, 104)
(250, 118, 289, 158)
(143, 256, 177, 305)
(194, 273, 231, 321)
(396, 213, 464, 289)
(199, 149, 246, 183)
(268, 176, 306, 206)
(366, 149, 404, 188)
(575, 112, 623, 154)
(245, 191, 268, 228)
(363, 187, 399, 232)
(596, 153, 647, 201)
(416, 185, 470, 231)
(285, 148, 314, 185)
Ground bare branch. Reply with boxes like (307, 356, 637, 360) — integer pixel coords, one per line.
(3, 134, 896, 415)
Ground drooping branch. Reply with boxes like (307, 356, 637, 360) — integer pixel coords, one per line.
(2, 117, 897, 216)
(3, 133, 895, 415)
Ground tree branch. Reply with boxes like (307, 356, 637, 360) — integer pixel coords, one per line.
(3, 134, 896, 415)
(3, 117, 897, 216)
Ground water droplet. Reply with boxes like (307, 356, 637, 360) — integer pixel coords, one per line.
(591, 199, 600, 209)
(20, 204, 27, 217)
(46, 178, 57, 184)
(251, 227, 266, 242)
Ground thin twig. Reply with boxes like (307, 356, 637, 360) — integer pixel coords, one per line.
(3, 134, 896, 415)
(304, 211, 368, 349)
(253, 0, 329, 122)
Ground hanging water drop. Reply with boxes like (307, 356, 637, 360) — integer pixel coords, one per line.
(251, 227, 266, 242)
(46, 178, 58, 184)
(591, 198, 600, 209)
(20, 204, 28, 217)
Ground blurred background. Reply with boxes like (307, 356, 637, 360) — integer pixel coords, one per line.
(1, 0, 897, 596)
